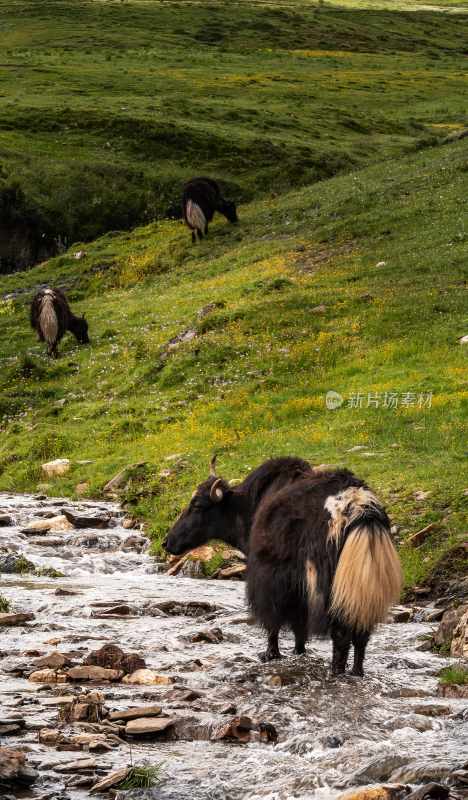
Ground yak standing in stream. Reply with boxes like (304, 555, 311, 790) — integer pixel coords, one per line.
(164, 457, 402, 676)
(182, 177, 238, 243)
(30, 288, 89, 357)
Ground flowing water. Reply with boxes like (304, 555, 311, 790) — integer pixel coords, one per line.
(1, 493, 466, 800)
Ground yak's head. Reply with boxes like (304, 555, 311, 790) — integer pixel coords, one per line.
(74, 315, 90, 344)
(220, 198, 238, 224)
(163, 457, 234, 556)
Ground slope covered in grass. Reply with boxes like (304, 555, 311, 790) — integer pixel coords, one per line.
(1, 0, 467, 266)
(1, 137, 467, 587)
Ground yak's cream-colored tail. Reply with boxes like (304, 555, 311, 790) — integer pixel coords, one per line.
(186, 200, 206, 232)
(39, 291, 58, 345)
(330, 521, 402, 631)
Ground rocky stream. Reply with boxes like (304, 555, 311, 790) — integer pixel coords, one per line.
(0, 493, 467, 800)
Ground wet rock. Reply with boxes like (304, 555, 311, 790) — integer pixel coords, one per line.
(0, 718, 26, 735)
(450, 608, 468, 658)
(424, 608, 445, 623)
(59, 691, 105, 723)
(54, 757, 97, 773)
(0, 611, 35, 626)
(437, 683, 468, 699)
(40, 696, 75, 707)
(433, 605, 468, 651)
(215, 563, 246, 580)
(61, 509, 111, 529)
(147, 599, 217, 617)
(412, 704, 451, 717)
(167, 545, 215, 576)
(91, 604, 136, 618)
(108, 705, 162, 722)
(41, 458, 71, 478)
(389, 606, 413, 623)
(323, 735, 344, 748)
(0, 746, 38, 788)
(67, 665, 123, 682)
(65, 774, 97, 789)
(0, 513, 13, 526)
(33, 651, 73, 669)
(29, 669, 69, 683)
(55, 588, 79, 596)
(84, 644, 145, 674)
(338, 788, 410, 800)
(0, 554, 35, 574)
(189, 627, 224, 644)
(122, 534, 147, 553)
(211, 715, 277, 744)
(386, 714, 434, 733)
(406, 784, 449, 800)
(122, 669, 174, 686)
(165, 688, 202, 703)
(125, 716, 175, 736)
(122, 516, 137, 529)
(22, 515, 74, 534)
(390, 762, 461, 783)
(90, 766, 130, 793)
(354, 755, 410, 784)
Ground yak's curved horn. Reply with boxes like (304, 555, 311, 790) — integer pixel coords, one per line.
(210, 478, 224, 503)
(210, 454, 217, 477)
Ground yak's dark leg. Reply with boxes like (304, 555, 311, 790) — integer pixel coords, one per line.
(291, 617, 308, 656)
(259, 629, 282, 662)
(191, 230, 196, 244)
(204, 223, 208, 235)
(351, 630, 370, 677)
(198, 229, 204, 240)
(331, 620, 352, 675)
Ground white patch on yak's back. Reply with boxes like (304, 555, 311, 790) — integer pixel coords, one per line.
(325, 486, 379, 544)
(186, 199, 206, 232)
(39, 292, 58, 345)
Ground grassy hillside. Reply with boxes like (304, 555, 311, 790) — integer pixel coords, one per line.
(1, 0, 468, 263)
(1, 133, 467, 588)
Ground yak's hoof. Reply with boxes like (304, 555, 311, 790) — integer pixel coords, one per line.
(331, 666, 346, 677)
(259, 650, 282, 663)
(350, 668, 364, 677)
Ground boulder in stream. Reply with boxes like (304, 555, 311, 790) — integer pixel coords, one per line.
(0, 554, 35, 574)
(61, 509, 112, 529)
(125, 716, 175, 736)
(0, 611, 35, 626)
(122, 669, 174, 686)
(84, 643, 145, 674)
(0, 513, 13, 526)
(0, 746, 38, 788)
(67, 665, 123, 682)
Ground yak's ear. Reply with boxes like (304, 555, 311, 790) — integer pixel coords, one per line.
(210, 478, 225, 503)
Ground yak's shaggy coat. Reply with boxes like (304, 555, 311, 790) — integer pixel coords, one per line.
(248, 469, 401, 673)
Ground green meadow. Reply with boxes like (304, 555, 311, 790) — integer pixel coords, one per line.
(0, 0, 467, 588)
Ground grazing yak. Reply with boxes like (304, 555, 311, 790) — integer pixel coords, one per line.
(30, 287, 89, 357)
(164, 457, 402, 676)
(182, 177, 238, 243)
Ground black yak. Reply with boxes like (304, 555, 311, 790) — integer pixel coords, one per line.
(164, 458, 401, 676)
(182, 177, 238, 243)
(30, 287, 89, 357)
